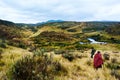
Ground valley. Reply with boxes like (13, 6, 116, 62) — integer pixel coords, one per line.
(0, 19, 120, 80)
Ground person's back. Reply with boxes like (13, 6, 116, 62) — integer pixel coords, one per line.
(94, 51, 103, 69)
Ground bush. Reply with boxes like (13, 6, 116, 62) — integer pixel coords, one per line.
(0, 43, 7, 48)
(75, 44, 92, 50)
(62, 53, 76, 61)
(67, 29, 77, 32)
(62, 51, 88, 61)
(111, 70, 120, 80)
(106, 62, 120, 70)
(19, 42, 27, 49)
(0, 49, 3, 59)
(54, 50, 67, 54)
(111, 58, 117, 63)
(9, 55, 68, 80)
(103, 53, 110, 60)
(33, 49, 44, 56)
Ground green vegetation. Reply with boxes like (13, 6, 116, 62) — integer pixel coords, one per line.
(0, 19, 120, 80)
(105, 24, 120, 35)
(8, 51, 68, 80)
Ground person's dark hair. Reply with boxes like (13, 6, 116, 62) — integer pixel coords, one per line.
(97, 51, 100, 53)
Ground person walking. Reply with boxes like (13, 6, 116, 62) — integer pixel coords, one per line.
(94, 51, 103, 69)
(91, 47, 96, 58)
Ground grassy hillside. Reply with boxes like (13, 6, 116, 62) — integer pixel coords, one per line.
(0, 19, 120, 80)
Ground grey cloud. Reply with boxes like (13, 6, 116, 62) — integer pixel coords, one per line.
(0, 0, 120, 23)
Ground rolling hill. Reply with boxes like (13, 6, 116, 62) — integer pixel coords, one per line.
(0, 19, 120, 80)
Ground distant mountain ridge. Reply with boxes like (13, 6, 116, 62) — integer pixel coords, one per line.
(15, 20, 64, 27)
(0, 19, 120, 28)
(46, 20, 64, 23)
(0, 19, 15, 27)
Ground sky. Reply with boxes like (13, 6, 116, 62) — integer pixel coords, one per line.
(0, 0, 120, 23)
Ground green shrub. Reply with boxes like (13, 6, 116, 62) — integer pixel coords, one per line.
(62, 51, 87, 61)
(0, 48, 3, 60)
(111, 58, 117, 63)
(19, 42, 27, 49)
(67, 29, 77, 32)
(62, 53, 76, 61)
(0, 43, 7, 48)
(54, 50, 66, 54)
(62, 51, 80, 61)
(106, 62, 120, 70)
(9, 55, 68, 80)
(103, 53, 110, 60)
(111, 70, 120, 80)
(33, 49, 43, 56)
(75, 44, 92, 50)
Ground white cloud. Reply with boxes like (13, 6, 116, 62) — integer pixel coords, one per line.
(91, 4, 120, 21)
(0, 0, 120, 23)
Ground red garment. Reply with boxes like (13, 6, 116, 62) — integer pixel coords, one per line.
(94, 53, 103, 68)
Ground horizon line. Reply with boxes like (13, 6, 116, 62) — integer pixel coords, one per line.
(0, 19, 120, 24)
